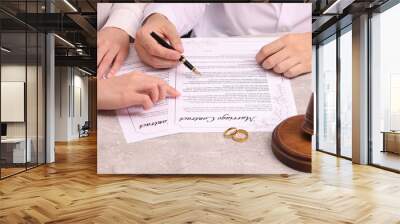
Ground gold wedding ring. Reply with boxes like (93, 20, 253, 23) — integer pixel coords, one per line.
(224, 127, 238, 138)
(223, 127, 249, 142)
(232, 129, 249, 143)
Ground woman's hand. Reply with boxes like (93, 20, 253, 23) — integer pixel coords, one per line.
(256, 32, 312, 78)
(97, 71, 180, 110)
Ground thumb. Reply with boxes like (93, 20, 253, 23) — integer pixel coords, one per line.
(163, 24, 184, 53)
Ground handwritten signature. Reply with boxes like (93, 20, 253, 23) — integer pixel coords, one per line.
(179, 114, 255, 123)
(139, 120, 168, 129)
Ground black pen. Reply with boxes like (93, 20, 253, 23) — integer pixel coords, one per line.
(150, 31, 201, 75)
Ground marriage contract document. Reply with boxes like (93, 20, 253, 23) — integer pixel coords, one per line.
(116, 38, 297, 143)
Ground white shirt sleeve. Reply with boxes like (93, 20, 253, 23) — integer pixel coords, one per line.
(278, 3, 312, 33)
(97, 3, 112, 30)
(142, 3, 206, 36)
(102, 3, 147, 38)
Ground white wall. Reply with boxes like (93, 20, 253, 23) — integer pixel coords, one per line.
(54, 67, 89, 141)
(1, 65, 27, 140)
(1, 65, 41, 138)
(1, 64, 46, 164)
(73, 73, 89, 137)
(54, 66, 69, 141)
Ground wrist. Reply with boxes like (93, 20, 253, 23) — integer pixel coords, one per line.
(142, 13, 169, 26)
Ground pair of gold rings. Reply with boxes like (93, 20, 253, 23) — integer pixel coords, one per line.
(223, 127, 249, 143)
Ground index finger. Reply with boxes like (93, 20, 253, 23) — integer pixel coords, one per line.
(97, 45, 107, 67)
(256, 38, 285, 64)
(108, 51, 128, 77)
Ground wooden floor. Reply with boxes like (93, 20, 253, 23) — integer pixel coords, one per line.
(0, 167, 26, 178)
(1, 135, 400, 224)
(373, 151, 400, 171)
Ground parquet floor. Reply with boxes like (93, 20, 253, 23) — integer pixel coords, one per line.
(0, 167, 26, 178)
(1, 135, 400, 224)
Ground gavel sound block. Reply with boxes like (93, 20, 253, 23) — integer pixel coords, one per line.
(271, 95, 313, 173)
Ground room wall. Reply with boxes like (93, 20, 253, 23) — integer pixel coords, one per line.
(54, 66, 89, 141)
(73, 72, 89, 138)
(1, 63, 45, 163)
(1, 64, 41, 139)
(54, 66, 70, 141)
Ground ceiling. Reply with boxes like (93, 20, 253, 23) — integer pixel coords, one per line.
(312, 0, 392, 43)
(0, 0, 97, 73)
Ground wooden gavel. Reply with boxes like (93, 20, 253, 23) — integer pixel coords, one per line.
(302, 94, 314, 136)
(271, 94, 313, 173)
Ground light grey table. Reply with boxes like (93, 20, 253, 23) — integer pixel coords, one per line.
(98, 73, 311, 174)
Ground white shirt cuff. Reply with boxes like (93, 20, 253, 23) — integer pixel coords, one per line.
(103, 3, 146, 38)
(143, 4, 205, 36)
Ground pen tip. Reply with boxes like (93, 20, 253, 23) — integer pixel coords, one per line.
(193, 68, 201, 75)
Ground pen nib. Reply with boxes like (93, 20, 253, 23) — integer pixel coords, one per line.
(193, 68, 201, 75)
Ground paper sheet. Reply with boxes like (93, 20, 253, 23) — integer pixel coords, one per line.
(115, 38, 297, 143)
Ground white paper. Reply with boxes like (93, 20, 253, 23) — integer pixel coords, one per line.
(115, 52, 177, 143)
(115, 38, 297, 143)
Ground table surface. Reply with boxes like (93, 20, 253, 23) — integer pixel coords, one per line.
(381, 131, 400, 134)
(98, 72, 311, 174)
(1, 138, 27, 143)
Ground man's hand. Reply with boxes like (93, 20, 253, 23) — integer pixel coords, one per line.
(97, 27, 130, 79)
(98, 72, 180, 110)
(135, 13, 183, 69)
(256, 32, 312, 78)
